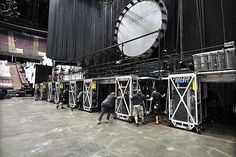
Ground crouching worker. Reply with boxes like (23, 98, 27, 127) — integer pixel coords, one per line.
(97, 92, 117, 125)
(131, 89, 146, 127)
(56, 87, 69, 109)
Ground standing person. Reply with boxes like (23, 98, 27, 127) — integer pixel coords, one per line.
(97, 92, 117, 125)
(56, 87, 69, 109)
(148, 87, 165, 124)
(71, 90, 83, 111)
(131, 89, 147, 127)
(35, 85, 40, 101)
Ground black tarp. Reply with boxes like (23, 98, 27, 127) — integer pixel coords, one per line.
(46, 0, 236, 62)
(47, 0, 128, 63)
(35, 65, 52, 84)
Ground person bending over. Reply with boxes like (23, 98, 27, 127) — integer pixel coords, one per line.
(97, 92, 117, 125)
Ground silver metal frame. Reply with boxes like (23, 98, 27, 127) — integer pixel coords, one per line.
(47, 82, 55, 102)
(115, 75, 139, 121)
(54, 82, 61, 104)
(83, 79, 97, 112)
(168, 73, 202, 130)
(69, 81, 77, 107)
(69, 80, 83, 107)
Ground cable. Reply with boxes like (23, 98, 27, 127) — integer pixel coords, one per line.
(220, 0, 226, 43)
(196, 0, 203, 52)
(179, 0, 183, 59)
(200, 0, 205, 48)
(182, 44, 224, 54)
(74, 29, 160, 60)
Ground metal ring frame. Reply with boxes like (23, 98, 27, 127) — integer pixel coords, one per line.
(114, 0, 168, 57)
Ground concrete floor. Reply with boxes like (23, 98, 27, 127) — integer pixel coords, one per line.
(0, 98, 236, 157)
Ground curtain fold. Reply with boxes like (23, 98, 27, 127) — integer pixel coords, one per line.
(46, 0, 236, 62)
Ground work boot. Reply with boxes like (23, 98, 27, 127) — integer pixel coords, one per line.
(61, 106, 65, 109)
(56, 106, 59, 110)
(135, 123, 139, 127)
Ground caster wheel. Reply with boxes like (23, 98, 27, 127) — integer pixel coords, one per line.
(199, 125, 205, 131)
(128, 117, 134, 123)
(169, 122, 174, 127)
(195, 126, 201, 134)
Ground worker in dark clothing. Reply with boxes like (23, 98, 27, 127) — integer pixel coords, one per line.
(131, 89, 147, 126)
(148, 87, 165, 124)
(56, 87, 69, 109)
(35, 86, 40, 101)
(71, 90, 83, 111)
(97, 92, 117, 125)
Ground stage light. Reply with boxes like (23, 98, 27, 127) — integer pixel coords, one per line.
(159, 3, 164, 8)
(150, 46, 155, 50)
(116, 19, 121, 23)
(162, 49, 167, 53)
(130, 1, 135, 5)
(161, 10, 167, 14)
(116, 60, 122, 64)
(162, 19, 167, 24)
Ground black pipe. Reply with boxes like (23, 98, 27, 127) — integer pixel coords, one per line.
(75, 29, 160, 60)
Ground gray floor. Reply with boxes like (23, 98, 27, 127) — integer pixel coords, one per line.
(0, 98, 236, 157)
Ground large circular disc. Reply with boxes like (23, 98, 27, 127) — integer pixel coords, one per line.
(115, 0, 167, 57)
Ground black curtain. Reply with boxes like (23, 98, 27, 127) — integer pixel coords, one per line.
(35, 65, 52, 83)
(47, 0, 236, 62)
(164, 0, 236, 54)
(181, 0, 236, 53)
(47, 0, 129, 62)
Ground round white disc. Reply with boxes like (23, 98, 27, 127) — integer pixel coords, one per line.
(117, 1, 163, 57)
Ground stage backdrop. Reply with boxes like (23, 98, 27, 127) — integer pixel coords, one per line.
(47, 0, 236, 63)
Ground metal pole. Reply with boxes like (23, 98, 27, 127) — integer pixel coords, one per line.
(220, 0, 226, 43)
(179, 0, 183, 59)
(75, 30, 160, 59)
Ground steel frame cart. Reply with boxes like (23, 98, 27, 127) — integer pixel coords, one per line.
(168, 73, 203, 133)
(54, 82, 61, 104)
(115, 75, 139, 122)
(69, 80, 83, 107)
(47, 82, 55, 102)
(83, 79, 97, 112)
